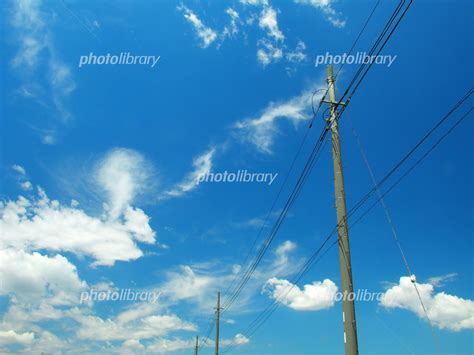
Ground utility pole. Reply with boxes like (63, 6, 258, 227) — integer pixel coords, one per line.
(325, 64, 359, 355)
(194, 335, 199, 355)
(215, 292, 222, 355)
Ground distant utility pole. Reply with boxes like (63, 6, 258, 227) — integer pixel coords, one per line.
(215, 292, 222, 355)
(325, 64, 359, 355)
(194, 335, 199, 355)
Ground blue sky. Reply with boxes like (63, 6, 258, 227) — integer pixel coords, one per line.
(0, 0, 473, 353)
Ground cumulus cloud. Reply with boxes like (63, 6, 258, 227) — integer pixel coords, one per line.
(178, 5, 217, 48)
(0, 248, 86, 305)
(2, 151, 158, 267)
(233, 333, 250, 345)
(162, 147, 215, 198)
(293, 0, 346, 28)
(234, 86, 324, 154)
(380, 276, 474, 331)
(0, 188, 156, 266)
(76, 313, 196, 341)
(263, 277, 338, 311)
(0, 330, 35, 346)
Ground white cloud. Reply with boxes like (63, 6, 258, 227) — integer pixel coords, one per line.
(256, 39, 283, 66)
(146, 337, 195, 353)
(0, 186, 156, 266)
(162, 147, 215, 198)
(96, 148, 154, 219)
(20, 181, 33, 191)
(179, 5, 217, 48)
(286, 40, 307, 63)
(11, 165, 33, 191)
(222, 8, 240, 39)
(73, 300, 196, 344)
(155, 239, 299, 314)
(123, 206, 156, 243)
(258, 6, 284, 41)
(274, 240, 296, 267)
(263, 277, 337, 311)
(294, 0, 346, 28)
(234, 86, 323, 153)
(240, 0, 269, 5)
(121, 338, 145, 351)
(49, 56, 76, 123)
(160, 265, 219, 310)
(12, 164, 26, 175)
(76, 313, 196, 341)
(0, 248, 86, 305)
(380, 276, 474, 331)
(233, 333, 250, 345)
(11, 0, 45, 69)
(0, 330, 35, 346)
(144, 333, 248, 353)
(427, 273, 458, 287)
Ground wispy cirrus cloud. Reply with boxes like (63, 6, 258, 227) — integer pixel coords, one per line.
(161, 147, 216, 199)
(10, 0, 76, 143)
(234, 86, 324, 154)
(178, 4, 218, 48)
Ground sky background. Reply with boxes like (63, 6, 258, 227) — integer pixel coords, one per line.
(0, 0, 473, 354)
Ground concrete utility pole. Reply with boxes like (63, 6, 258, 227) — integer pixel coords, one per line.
(326, 64, 359, 355)
(194, 335, 199, 355)
(215, 292, 222, 355)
